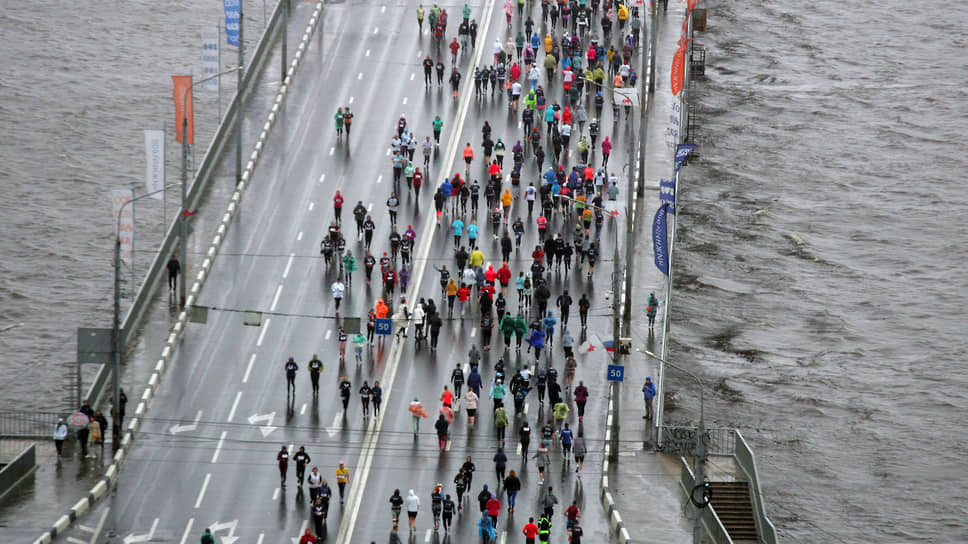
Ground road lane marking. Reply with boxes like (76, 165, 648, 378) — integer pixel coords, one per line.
(381, 5, 385, 12)
(336, 0, 497, 542)
(308, 201, 315, 211)
(318, 173, 326, 184)
(271, 284, 284, 311)
(500, 530, 507, 544)
(425, 529, 432, 542)
(283, 253, 295, 278)
(257, 534, 264, 544)
(325, 329, 332, 340)
(377, 175, 384, 184)
(255, 317, 272, 346)
(329, 147, 335, 155)
(524, 402, 529, 415)
(211, 431, 227, 463)
(516, 443, 521, 454)
(367, 203, 373, 211)
(297, 231, 304, 241)
(365, 49, 371, 56)
(373, 27, 379, 34)
(243, 353, 257, 382)
(194, 473, 211, 508)
(349, 96, 355, 104)
(403, 96, 408, 104)
(358, 72, 363, 80)
(410, 72, 415, 81)
(66, 538, 86, 544)
(445, 439, 452, 451)
(179, 518, 195, 544)
(471, 327, 477, 337)
(290, 520, 309, 544)
(273, 487, 280, 500)
(301, 403, 307, 415)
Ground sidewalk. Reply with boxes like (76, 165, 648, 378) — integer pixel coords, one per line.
(604, 2, 694, 543)
(0, 4, 321, 541)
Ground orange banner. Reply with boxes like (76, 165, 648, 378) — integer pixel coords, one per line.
(670, 40, 689, 96)
(688, 0, 698, 10)
(172, 75, 194, 145)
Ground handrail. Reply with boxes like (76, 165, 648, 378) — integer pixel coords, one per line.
(734, 429, 778, 544)
(85, 0, 290, 409)
(678, 457, 734, 544)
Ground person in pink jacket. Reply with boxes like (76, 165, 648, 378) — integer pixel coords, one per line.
(601, 136, 612, 168)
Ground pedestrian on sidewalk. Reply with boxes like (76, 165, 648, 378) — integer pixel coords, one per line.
(642, 377, 656, 419)
(167, 255, 180, 292)
(53, 418, 68, 456)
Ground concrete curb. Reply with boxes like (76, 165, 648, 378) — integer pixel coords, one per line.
(600, 392, 633, 544)
(30, 3, 327, 543)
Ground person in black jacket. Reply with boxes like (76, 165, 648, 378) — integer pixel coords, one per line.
(503, 469, 521, 513)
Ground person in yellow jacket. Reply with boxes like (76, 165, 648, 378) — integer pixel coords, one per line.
(501, 188, 514, 221)
(617, 3, 629, 30)
(543, 33, 553, 54)
(446, 277, 459, 314)
(469, 247, 485, 268)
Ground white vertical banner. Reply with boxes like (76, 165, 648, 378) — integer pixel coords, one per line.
(144, 129, 165, 199)
(111, 188, 135, 266)
(201, 27, 220, 91)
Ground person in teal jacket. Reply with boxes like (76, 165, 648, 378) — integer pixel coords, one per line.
(542, 310, 557, 347)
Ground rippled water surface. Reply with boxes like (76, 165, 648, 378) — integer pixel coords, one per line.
(667, 0, 968, 541)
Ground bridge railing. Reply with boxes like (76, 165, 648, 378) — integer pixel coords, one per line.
(0, 411, 64, 440)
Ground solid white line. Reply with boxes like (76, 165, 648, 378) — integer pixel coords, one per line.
(335, 0, 497, 541)
(377, 174, 384, 183)
(283, 253, 295, 279)
(297, 231, 304, 241)
(194, 473, 211, 508)
(148, 518, 159, 539)
(271, 284, 284, 312)
(273, 487, 280, 501)
(463, 363, 470, 376)
(243, 353, 257, 383)
(257, 319, 272, 346)
(308, 201, 315, 211)
(179, 518, 195, 544)
(516, 443, 522, 455)
(211, 431, 227, 463)
(417, 50, 422, 58)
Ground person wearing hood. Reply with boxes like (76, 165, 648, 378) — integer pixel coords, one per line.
(601, 135, 612, 168)
(53, 418, 68, 456)
(561, 328, 575, 358)
(542, 310, 557, 347)
(435, 414, 450, 451)
(478, 510, 497, 541)
(405, 489, 421, 531)
(494, 138, 506, 168)
(494, 404, 509, 444)
(477, 484, 492, 513)
(493, 445, 508, 480)
(200, 528, 216, 544)
(527, 326, 546, 361)
(512, 312, 528, 351)
(375, 298, 390, 319)
(642, 377, 656, 420)
(489, 379, 507, 413)
(467, 364, 483, 397)
(465, 388, 479, 426)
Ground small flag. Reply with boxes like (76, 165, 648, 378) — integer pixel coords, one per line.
(675, 144, 696, 172)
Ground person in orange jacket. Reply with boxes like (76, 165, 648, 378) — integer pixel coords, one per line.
(376, 298, 390, 318)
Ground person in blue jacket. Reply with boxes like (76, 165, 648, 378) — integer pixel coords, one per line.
(642, 377, 656, 420)
(542, 310, 557, 347)
(527, 327, 546, 361)
(467, 366, 483, 397)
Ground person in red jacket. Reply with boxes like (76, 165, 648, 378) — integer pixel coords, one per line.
(484, 264, 497, 286)
(333, 190, 344, 225)
(298, 527, 317, 544)
(522, 517, 539, 544)
(458, 284, 471, 319)
(450, 37, 461, 64)
(496, 263, 512, 295)
(485, 493, 501, 527)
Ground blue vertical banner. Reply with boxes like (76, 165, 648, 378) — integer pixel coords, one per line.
(224, 0, 241, 46)
(653, 203, 670, 275)
(674, 144, 695, 173)
(659, 179, 676, 214)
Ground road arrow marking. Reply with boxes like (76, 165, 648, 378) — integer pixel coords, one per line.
(209, 519, 239, 544)
(122, 518, 158, 544)
(170, 410, 203, 434)
(248, 412, 277, 437)
(327, 412, 340, 437)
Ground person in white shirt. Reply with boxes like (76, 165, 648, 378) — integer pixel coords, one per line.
(331, 280, 345, 310)
(405, 489, 421, 532)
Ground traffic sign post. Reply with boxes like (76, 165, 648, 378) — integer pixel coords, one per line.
(375, 318, 393, 335)
(607, 364, 625, 382)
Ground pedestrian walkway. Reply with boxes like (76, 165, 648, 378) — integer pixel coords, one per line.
(604, 2, 695, 542)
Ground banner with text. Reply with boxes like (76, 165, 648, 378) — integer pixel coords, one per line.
(201, 27, 220, 91)
(675, 144, 695, 172)
(112, 188, 135, 266)
(659, 179, 676, 214)
(224, 0, 240, 47)
(652, 203, 670, 275)
(143, 129, 165, 199)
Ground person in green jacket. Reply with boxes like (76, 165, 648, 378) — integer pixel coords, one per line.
(334, 107, 345, 140)
(515, 31, 525, 61)
(352, 332, 367, 364)
(494, 406, 509, 442)
(462, 2, 471, 24)
(512, 313, 528, 351)
(432, 115, 444, 145)
(525, 89, 537, 110)
(342, 250, 358, 286)
(500, 314, 516, 349)
(200, 528, 215, 544)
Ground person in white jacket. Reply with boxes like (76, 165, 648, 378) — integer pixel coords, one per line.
(405, 489, 421, 532)
(53, 418, 68, 457)
(331, 279, 345, 311)
(412, 304, 427, 340)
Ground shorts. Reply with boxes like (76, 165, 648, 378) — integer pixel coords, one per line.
(408, 511, 418, 519)
(575, 455, 585, 464)
(467, 408, 477, 418)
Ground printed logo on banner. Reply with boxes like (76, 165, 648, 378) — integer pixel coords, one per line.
(659, 179, 676, 214)
(224, 0, 240, 47)
(201, 27, 220, 91)
(652, 203, 670, 276)
(675, 144, 696, 172)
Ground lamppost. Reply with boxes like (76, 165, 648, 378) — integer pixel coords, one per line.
(112, 184, 177, 449)
(178, 67, 242, 308)
(640, 348, 707, 544)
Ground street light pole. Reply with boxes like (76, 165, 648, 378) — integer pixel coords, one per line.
(178, 67, 243, 308)
(641, 349, 706, 544)
(113, 185, 176, 449)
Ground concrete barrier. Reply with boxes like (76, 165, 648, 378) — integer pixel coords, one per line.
(0, 442, 36, 501)
(34, 2, 328, 542)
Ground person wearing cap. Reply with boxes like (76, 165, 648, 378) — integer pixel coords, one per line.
(53, 418, 68, 456)
(642, 377, 656, 419)
(336, 461, 350, 505)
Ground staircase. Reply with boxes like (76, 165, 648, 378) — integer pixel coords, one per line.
(707, 481, 760, 543)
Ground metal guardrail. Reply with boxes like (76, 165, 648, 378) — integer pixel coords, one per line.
(679, 458, 734, 544)
(85, 0, 291, 410)
(0, 411, 63, 440)
(734, 429, 778, 544)
(0, 442, 37, 501)
(658, 425, 736, 457)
